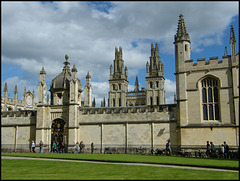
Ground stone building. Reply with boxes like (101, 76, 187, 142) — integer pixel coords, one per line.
(1, 83, 36, 111)
(1, 14, 239, 153)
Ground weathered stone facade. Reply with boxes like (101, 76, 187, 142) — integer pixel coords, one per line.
(1, 83, 36, 111)
(1, 14, 239, 153)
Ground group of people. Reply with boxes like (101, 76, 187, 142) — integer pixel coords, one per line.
(206, 141, 229, 158)
(51, 141, 65, 153)
(75, 141, 94, 154)
(31, 140, 94, 154)
(30, 140, 43, 153)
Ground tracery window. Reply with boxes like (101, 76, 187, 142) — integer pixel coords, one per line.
(201, 77, 220, 121)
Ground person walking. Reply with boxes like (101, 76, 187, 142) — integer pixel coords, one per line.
(75, 142, 79, 154)
(91, 142, 94, 154)
(223, 141, 229, 158)
(210, 142, 216, 158)
(52, 141, 57, 153)
(79, 141, 83, 153)
(31, 140, 36, 153)
(206, 141, 210, 157)
(39, 141, 43, 153)
(166, 140, 170, 155)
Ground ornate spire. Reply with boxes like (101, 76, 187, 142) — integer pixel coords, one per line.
(224, 46, 228, 56)
(230, 25, 236, 44)
(4, 82, 7, 92)
(134, 76, 139, 92)
(14, 85, 17, 94)
(40, 67, 46, 74)
(174, 14, 190, 43)
(24, 87, 26, 97)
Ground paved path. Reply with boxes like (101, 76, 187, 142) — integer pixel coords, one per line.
(2, 156, 238, 173)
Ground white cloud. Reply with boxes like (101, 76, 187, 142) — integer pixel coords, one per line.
(165, 79, 176, 104)
(1, 1, 238, 105)
(91, 81, 109, 107)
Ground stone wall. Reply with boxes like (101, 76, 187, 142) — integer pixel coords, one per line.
(78, 104, 177, 153)
(1, 110, 36, 152)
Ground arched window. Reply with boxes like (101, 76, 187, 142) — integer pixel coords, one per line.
(201, 77, 220, 121)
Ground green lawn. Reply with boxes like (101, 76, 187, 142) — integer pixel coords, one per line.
(1, 153, 239, 169)
(1, 158, 239, 180)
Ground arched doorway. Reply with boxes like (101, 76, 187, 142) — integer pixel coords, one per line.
(51, 119, 67, 152)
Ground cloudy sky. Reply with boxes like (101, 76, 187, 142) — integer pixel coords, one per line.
(1, 1, 239, 106)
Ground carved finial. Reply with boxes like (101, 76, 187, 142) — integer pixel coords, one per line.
(40, 67, 46, 74)
(230, 25, 236, 44)
(65, 54, 69, 61)
(86, 71, 91, 79)
(224, 46, 228, 56)
(72, 64, 77, 72)
(63, 54, 70, 70)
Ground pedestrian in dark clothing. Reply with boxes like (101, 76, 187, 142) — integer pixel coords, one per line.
(210, 142, 216, 157)
(79, 141, 83, 153)
(166, 140, 170, 155)
(224, 141, 229, 158)
(206, 141, 210, 157)
(91, 142, 94, 154)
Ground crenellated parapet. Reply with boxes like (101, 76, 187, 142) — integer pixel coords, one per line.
(79, 104, 176, 125)
(1, 110, 37, 126)
(182, 55, 233, 74)
(80, 104, 176, 117)
(1, 110, 36, 118)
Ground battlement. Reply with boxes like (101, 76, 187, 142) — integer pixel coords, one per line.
(1, 96, 24, 105)
(1, 110, 37, 118)
(80, 104, 176, 115)
(1, 110, 37, 127)
(184, 55, 231, 72)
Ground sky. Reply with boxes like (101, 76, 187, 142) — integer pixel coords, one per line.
(1, 1, 239, 107)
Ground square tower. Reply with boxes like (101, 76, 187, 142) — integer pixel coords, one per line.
(146, 43, 166, 105)
(108, 47, 128, 107)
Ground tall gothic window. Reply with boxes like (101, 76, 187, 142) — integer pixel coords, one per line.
(113, 98, 115, 107)
(201, 77, 220, 121)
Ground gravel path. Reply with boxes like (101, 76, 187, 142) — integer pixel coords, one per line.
(2, 156, 238, 173)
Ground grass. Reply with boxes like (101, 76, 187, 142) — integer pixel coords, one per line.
(1, 153, 239, 169)
(1, 158, 239, 180)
